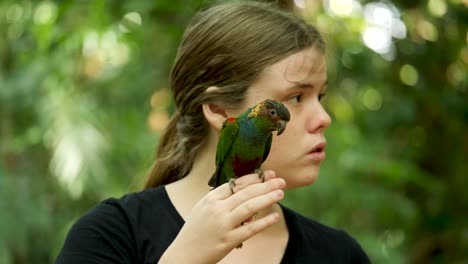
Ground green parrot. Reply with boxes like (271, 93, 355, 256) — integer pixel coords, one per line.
(208, 99, 291, 189)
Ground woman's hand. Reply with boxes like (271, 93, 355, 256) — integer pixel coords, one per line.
(159, 170, 286, 264)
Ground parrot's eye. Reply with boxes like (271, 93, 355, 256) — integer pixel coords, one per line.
(269, 109, 277, 117)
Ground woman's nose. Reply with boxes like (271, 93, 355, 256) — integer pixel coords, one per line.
(307, 103, 331, 133)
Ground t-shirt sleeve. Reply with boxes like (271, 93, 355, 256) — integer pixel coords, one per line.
(55, 199, 137, 264)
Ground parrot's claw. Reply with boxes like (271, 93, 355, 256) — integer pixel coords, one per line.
(228, 178, 236, 194)
(254, 169, 265, 183)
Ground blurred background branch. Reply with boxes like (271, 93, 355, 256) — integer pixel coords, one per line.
(0, 0, 466, 263)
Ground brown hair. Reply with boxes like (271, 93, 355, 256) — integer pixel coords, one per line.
(144, 2, 325, 189)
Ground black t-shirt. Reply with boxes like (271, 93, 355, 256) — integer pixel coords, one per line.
(55, 186, 370, 263)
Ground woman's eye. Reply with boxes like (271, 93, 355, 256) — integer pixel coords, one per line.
(288, 94, 303, 104)
(318, 92, 327, 101)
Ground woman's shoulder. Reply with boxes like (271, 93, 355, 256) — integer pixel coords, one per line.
(55, 186, 183, 263)
(280, 205, 370, 263)
(72, 186, 170, 224)
(103, 185, 170, 212)
(281, 204, 345, 237)
(81, 185, 184, 232)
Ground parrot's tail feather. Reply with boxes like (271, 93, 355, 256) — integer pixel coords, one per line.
(208, 174, 218, 188)
(208, 165, 223, 188)
(208, 167, 221, 188)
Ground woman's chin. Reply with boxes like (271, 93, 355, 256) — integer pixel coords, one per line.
(284, 173, 318, 189)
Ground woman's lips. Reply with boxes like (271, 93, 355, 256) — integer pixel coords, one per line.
(308, 142, 326, 161)
(308, 151, 326, 161)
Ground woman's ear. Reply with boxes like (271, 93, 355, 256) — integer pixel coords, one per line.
(202, 86, 242, 131)
(202, 86, 228, 131)
(202, 102, 228, 132)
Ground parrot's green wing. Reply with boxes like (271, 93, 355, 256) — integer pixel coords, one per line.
(208, 118, 239, 187)
(262, 133, 272, 162)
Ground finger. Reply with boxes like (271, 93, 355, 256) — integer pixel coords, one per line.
(230, 188, 284, 225)
(211, 170, 277, 200)
(229, 212, 280, 246)
(230, 170, 277, 192)
(224, 177, 286, 209)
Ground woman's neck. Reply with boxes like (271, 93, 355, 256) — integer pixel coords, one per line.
(165, 133, 218, 219)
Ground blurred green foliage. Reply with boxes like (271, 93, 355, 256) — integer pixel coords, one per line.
(0, 0, 466, 263)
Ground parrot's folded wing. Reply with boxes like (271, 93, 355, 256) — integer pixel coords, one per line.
(208, 118, 239, 187)
(262, 133, 272, 163)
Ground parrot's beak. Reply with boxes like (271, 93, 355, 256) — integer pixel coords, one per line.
(276, 120, 288, 135)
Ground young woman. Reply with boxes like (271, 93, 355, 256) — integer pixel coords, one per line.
(56, 2, 370, 263)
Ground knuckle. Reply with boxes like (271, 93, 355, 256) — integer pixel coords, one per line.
(235, 177, 251, 190)
(203, 193, 214, 203)
(243, 202, 256, 215)
(212, 204, 226, 216)
(219, 232, 238, 251)
(203, 202, 223, 216)
(246, 222, 259, 236)
(233, 187, 251, 202)
(219, 233, 230, 245)
(237, 173, 260, 189)
(217, 238, 230, 253)
(234, 181, 245, 191)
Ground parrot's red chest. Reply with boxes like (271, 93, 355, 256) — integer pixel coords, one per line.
(232, 155, 261, 177)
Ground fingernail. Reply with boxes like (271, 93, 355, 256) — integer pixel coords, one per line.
(276, 178, 286, 188)
(276, 189, 284, 198)
(272, 212, 280, 221)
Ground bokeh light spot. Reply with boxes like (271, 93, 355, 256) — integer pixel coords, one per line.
(361, 2, 406, 56)
(33, 1, 57, 25)
(81, 30, 130, 79)
(150, 89, 171, 110)
(328, 0, 353, 16)
(460, 47, 468, 65)
(364, 3, 394, 28)
(391, 19, 407, 39)
(329, 95, 354, 123)
(362, 26, 392, 53)
(341, 52, 353, 69)
(8, 23, 24, 40)
(400, 64, 419, 86)
(446, 63, 465, 88)
(324, 0, 358, 17)
(382, 229, 405, 249)
(148, 111, 170, 132)
(428, 0, 447, 17)
(124, 12, 142, 26)
(363, 88, 383, 111)
(6, 3, 24, 23)
(294, 0, 306, 9)
(417, 20, 438, 41)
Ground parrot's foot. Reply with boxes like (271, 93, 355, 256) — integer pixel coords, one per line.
(228, 178, 236, 194)
(254, 169, 265, 183)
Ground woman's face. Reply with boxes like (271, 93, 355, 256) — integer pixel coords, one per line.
(227, 47, 331, 188)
